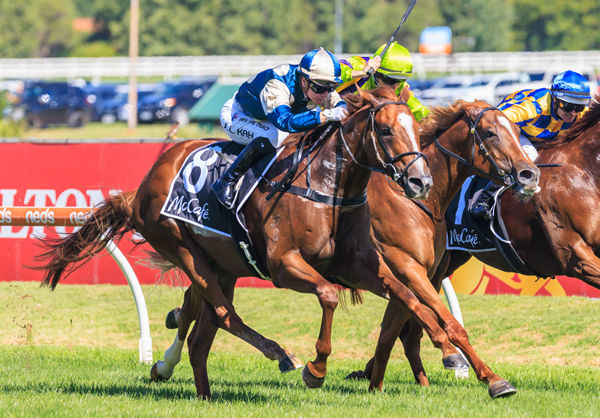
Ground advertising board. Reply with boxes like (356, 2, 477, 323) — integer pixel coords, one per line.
(0, 141, 596, 296)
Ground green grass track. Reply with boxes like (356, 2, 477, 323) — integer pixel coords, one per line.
(1, 282, 600, 416)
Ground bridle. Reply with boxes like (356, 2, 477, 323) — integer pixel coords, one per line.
(265, 101, 428, 206)
(338, 101, 429, 184)
(434, 107, 516, 186)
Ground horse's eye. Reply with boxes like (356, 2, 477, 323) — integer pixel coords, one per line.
(381, 126, 392, 136)
(485, 130, 496, 139)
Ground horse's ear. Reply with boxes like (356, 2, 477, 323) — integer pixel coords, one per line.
(359, 88, 382, 108)
(398, 84, 410, 102)
(459, 100, 478, 120)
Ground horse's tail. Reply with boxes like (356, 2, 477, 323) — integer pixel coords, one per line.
(324, 275, 364, 308)
(32, 191, 137, 290)
(138, 250, 187, 287)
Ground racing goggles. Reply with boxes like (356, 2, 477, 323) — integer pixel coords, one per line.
(308, 80, 337, 94)
(375, 73, 407, 86)
(557, 99, 585, 113)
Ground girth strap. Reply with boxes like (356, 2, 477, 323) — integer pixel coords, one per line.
(271, 183, 367, 207)
(490, 189, 550, 278)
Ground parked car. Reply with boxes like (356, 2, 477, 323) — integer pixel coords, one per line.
(408, 78, 439, 100)
(454, 72, 531, 105)
(418, 75, 474, 107)
(100, 84, 158, 124)
(4, 81, 92, 128)
(137, 78, 216, 125)
(494, 67, 599, 104)
(84, 83, 125, 121)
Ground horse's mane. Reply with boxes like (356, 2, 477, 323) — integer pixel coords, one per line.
(281, 123, 333, 148)
(538, 95, 600, 150)
(343, 85, 400, 114)
(281, 85, 399, 148)
(419, 100, 469, 147)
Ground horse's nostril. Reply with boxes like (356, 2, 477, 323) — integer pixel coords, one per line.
(518, 169, 535, 182)
(409, 177, 423, 189)
(408, 176, 433, 192)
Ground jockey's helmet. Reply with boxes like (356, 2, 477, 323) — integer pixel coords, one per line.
(299, 48, 343, 86)
(374, 42, 413, 81)
(550, 70, 591, 105)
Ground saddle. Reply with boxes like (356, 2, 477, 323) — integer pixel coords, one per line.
(160, 141, 279, 281)
(445, 177, 539, 276)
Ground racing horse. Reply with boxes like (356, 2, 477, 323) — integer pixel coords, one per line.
(153, 99, 540, 398)
(35, 86, 444, 399)
(348, 100, 539, 397)
(353, 98, 600, 393)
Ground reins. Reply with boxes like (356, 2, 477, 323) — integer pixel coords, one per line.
(433, 107, 516, 186)
(266, 124, 336, 201)
(266, 100, 428, 206)
(408, 106, 512, 223)
(338, 101, 429, 183)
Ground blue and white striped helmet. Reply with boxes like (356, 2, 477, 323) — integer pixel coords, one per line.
(550, 70, 591, 105)
(299, 47, 343, 85)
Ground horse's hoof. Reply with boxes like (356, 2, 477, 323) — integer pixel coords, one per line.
(279, 354, 303, 373)
(150, 362, 170, 382)
(488, 380, 517, 399)
(165, 307, 181, 329)
(442, 353, 469, 370)
(302, 364, 325, 388)
(345, 370, 369, 380)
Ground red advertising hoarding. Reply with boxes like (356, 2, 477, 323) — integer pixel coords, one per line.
(0, 141, 270, 288)
(0, 141, 596, 297)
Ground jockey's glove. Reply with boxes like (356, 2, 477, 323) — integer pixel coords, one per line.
(322, 106, 349, 122)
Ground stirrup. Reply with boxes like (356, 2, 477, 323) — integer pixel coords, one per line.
(470, 202, 491, 220)
(212, 178, 238, 210)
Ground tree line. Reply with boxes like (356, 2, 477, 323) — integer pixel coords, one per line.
(1, 0, 598, 58)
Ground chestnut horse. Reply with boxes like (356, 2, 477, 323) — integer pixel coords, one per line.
(153, 100, 540, 398)
(36, 86, 448, 399)
(354, 99, 600, 395)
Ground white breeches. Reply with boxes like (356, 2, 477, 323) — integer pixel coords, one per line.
(220, 97, 289, 148)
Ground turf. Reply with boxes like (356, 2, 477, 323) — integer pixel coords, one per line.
(1, 282, 600, 416)
(19, 122, 225, 140)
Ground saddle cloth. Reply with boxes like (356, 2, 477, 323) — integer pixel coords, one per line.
(445, 176, 497, 252)
(445, 176, 540, 276)
(160, 140, 282, 280)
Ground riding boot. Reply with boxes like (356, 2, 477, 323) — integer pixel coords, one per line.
(211, 137, 275, 209)
(469, 181, 502, 220)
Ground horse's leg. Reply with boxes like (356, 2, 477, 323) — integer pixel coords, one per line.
(561, 239, 600, 289)
(144, 223, 302, 378)
(346, 307, 460, 384)
(378, 249, 515, 397)
(392, 251, 472, 384)
(369, 301, 429, 387)
(372, 303, 437, 386)
(186, 276, 236, 399)
(151, 285, 202, 381)
(398, 250, 471, 376)
(272, 252, 341, 388)
(399, 316, 429, 385)
(186, 300, 217, 399)
(426, 251, 471, 370)
(367, 297, 460, 390)
(339, 253, 455, 391)
(177, 252, 300, 370)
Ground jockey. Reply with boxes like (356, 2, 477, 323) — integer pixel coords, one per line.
(470, 70, 591, 219)
(337, 41, 429, 122)
(212, 47, 348, 209)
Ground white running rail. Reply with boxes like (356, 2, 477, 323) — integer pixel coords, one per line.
(2, 206, 153, 364)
